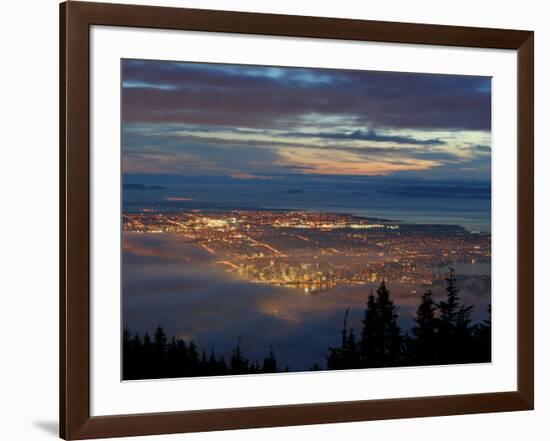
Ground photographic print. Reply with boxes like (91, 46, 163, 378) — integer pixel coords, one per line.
(121, 59, 492, 380)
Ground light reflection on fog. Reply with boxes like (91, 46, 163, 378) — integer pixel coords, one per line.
(123, 233, 491, 370)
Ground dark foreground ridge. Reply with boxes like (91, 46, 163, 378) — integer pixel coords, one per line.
(123, 268, 491, 380)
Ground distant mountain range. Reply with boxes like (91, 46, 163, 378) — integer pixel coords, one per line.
(123, 183, 166, 190)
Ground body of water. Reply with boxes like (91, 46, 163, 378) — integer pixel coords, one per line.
(123, 176, 491, 233)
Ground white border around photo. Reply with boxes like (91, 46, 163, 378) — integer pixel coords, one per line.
(90, 25, 517, 417)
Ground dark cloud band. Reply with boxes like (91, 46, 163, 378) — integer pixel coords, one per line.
(122, 59, 491, 132)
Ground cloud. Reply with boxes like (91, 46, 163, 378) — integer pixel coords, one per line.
(285, 128, 445, 146)
(121, 60, 491, 179)
(122, 59, 491, 132)
(163, 197, 194, 201)
(470, 144, 492, 155)
(277, 147, 440, 176)
(122, 121, 491, 178)
(229, 173, 278, 180)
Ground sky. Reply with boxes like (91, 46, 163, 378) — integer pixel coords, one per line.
(122, 59, 491, 181)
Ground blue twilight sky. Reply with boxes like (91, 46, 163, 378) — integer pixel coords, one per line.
(122, 59, 491, 181)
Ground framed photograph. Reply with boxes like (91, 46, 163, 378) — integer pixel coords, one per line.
(60, 1, 534, 439)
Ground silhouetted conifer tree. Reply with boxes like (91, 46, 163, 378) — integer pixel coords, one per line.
(342, 328, 359, 368)
(230, 338, 249, 374)
(165, 337, 179, 377)
(218, 356, 229, 375)
(262, 346, 278, 373)
(412, 290, 438, 364)
(153, 326, 167, 352)
(436, 268, 476, 363)
(376, 281, 402, 365)
(199, 349, 208, 373)
(471, 304, 491, 362)
(360, 290, 380, 365)
(122, 327, 133, 379)
(206, 348, 218, 376)
(338, 309, 360, 368)
(187, 341, 200, 375)
(152, 326, 167, 375)
(140, 333, 153, 377)
(328, 309, 357, 369)
(360, 282, 402, 367)
(438, 268, 460, 334)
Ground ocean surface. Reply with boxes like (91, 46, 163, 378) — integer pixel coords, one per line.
(123, 175, 491, 233)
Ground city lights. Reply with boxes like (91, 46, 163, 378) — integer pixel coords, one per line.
(123, 210, 491, 292)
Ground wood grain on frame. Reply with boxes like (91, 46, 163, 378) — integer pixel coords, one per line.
(60, 1, 534, 439)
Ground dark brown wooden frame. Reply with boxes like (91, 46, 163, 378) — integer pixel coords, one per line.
(60, 1, 534, 439)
